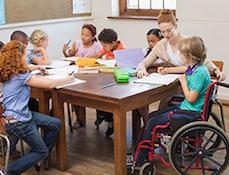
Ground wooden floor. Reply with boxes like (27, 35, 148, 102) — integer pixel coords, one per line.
(2, 102, 229, 175)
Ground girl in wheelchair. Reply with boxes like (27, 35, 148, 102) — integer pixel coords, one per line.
(135, 36, 212, 171)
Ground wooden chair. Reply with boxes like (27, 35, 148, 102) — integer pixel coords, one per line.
(212, 60, 224, 72)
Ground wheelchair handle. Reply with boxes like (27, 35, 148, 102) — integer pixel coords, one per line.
(217, 82, 229, 88)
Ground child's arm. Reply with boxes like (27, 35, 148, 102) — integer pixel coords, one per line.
(32, 47, 51, 65)
(26, 74, 75, 89)
(179, 74, 199, 103)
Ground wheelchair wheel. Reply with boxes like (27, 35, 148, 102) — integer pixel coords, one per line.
(139, 162, 156, 175)
(169, 121, 229, 175)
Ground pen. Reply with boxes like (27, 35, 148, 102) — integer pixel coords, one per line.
(68, 71, 75, 75)
(101, 83, 116, 89)
(66, 40, 71, 46)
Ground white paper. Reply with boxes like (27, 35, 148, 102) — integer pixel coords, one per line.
(47, 65, 78, 75)
(134, 73, 180, 85)
(41, 60, 71, 69)
(72, 0, 91, 14)
(60, 56, 77, 62)
(96, 59, 116, 68)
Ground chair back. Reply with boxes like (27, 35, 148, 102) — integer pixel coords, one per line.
(212, 60, 224, 71)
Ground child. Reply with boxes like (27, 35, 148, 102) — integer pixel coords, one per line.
(143, 28, 163, 58)
(63, 24, 101, 129)
(95, 28, 125, 137)
(27, 29, 51, 65)
(0, 40, 74, 175)
(97, 28, 125, 59)
(136, 36, 211, 166)
(10, 30, 29, 46)
(63, 24, 101, 57)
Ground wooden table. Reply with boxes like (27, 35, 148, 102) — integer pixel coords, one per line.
(51, 73, 179, 174)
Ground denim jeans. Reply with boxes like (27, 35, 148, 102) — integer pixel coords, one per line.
(137, 106, 196, 165)
(5, 111, 61, 175)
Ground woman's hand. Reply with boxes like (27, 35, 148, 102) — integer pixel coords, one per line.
(137, 69, 149, 78)
(157, 67, 168, 75)
(217, 72, 226, 81)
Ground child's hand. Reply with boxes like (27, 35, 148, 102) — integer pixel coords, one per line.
(38, 67, 49, 75)
(157, 67, 168, 74)
(34, 47, 46, 55)
(63, 44, 70, 53)
(137, 69, 149, 78)
(178, 74, 186, 83)
(71, 42, 78, 53)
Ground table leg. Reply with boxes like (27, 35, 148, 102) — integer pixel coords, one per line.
(113, 108, 127, 175)
(52, 91, 68, 171)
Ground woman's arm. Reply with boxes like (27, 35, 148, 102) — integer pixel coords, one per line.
(158, 66, 187, 74)
(204, 59, 226, 81)
(179, 74, 198, 103)
(26, 74, 74, 89)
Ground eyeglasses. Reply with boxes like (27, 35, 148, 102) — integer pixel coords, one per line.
(160, 25, 175, 36)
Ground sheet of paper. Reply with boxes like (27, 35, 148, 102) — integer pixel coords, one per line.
(72, 0, 91, 14)
(96, 59, 116, 68)
(47, 65, 78, 75)
(133, 73, 180, 85)
(60, 56, 77, 62)
(41, 60, 71, 69)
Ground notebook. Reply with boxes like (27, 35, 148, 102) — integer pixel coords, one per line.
(114, 48, 145, 68)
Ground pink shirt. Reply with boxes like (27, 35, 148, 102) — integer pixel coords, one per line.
(75, 40, 101, 57)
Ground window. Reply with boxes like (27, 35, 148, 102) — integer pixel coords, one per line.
(119, 0, 176, 17)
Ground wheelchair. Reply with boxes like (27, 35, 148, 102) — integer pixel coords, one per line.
(128, 81, 229, 175)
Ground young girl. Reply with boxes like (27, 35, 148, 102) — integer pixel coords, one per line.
(27, 29, 51, 65)
(63, 24, 101, 58)
(143, 28, 163, 58)
(0, 40, 74, 175)
(136, 36, 211, 166)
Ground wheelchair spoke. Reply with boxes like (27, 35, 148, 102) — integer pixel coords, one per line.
(181, 139, 195, 150)
(206, 147, 226, 154)
(184, 156, 198, 174)
(202, 132, 216, 149)
(205, 155, 222, 168)
(183, 151, 196, 157)
(201, 158, 206, 175)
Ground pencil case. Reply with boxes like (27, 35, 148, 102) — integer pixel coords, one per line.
(114, 69, 129, 83)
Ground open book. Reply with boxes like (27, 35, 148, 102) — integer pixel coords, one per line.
(133, 73, 180, 85)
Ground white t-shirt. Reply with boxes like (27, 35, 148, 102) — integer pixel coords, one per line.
(166, 43, 182, 66)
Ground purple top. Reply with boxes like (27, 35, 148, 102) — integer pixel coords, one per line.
(75, 40, 101, 57)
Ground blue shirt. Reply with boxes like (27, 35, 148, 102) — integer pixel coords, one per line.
(180, 65, 211, 112)
(3, 72, 32, 122)
(26, 49, 43, 64)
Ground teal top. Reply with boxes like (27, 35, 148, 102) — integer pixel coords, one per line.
(180, 65, 211, 112)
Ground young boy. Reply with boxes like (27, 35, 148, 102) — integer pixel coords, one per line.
(95, 28, 125, 137)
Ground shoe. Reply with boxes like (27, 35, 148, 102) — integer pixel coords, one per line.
(72, 121, 83, 129)
(105, 126, 114, 137)
(94, 116, 104, 129)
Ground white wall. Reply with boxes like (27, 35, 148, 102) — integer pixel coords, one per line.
(177, 0, 229, 99)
